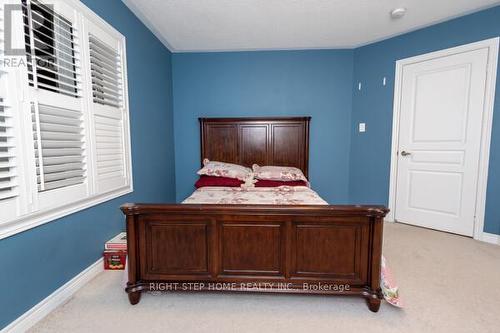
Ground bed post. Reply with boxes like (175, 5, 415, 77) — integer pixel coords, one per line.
(121, 204, 142, 305)
(366, 214, 384, 312)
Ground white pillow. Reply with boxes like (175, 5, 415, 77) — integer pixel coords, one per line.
(252, 164, 307, 182)
(197, 159, 252, 181)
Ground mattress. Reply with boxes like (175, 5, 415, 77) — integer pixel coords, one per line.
(182, 186, 328, 205)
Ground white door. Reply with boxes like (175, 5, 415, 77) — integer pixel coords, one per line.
(395, 47, 489, 236)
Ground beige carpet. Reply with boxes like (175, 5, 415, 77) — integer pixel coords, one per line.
(30, 223, 500, 333)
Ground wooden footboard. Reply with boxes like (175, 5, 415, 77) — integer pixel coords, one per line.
(121, 204, 389, 312)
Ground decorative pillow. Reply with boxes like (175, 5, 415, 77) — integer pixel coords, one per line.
(255, 179, 308, 187)
(195, 175, 244, 188)
(197, 159, 252, 181)
(252, 164, 308, 182)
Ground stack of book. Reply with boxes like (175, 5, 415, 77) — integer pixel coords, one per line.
(103, 232, 127, 270)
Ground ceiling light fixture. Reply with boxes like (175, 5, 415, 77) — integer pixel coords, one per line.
(390, 8, 407, 19)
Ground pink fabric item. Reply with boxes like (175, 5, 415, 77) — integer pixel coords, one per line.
(255, 179, 309, 187)
(195, 175, 244, 188)
(381, 255, 404, 307)
(252, 164, 307, 182)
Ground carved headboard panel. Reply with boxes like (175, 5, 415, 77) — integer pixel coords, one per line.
(199, 117, 311, 178)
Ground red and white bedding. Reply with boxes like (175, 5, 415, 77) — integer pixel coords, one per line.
(183, 185, 327, 205)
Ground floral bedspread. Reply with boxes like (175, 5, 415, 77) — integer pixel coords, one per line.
(182, 186, 403, 308)
(183, 186, 328, 205)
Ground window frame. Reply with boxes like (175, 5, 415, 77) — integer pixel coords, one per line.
(0, 0, 133, 240)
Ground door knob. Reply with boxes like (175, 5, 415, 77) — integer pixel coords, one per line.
(400, 151, 411, 156)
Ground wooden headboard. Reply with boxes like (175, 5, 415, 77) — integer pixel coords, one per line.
(199, 117, 311, 178)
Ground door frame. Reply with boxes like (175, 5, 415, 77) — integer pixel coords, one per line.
(387, 37, 499, 241)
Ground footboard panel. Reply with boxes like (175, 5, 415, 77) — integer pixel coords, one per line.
(121, 204, 388, 312)
(139, 216, 213, 280)
(290, 218, 369, 284)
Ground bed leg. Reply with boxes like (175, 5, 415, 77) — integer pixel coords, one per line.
(366, 297, 381, 312)
(128, 291, 141, 305)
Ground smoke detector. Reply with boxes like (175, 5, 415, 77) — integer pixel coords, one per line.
(390, 8, 407, 19)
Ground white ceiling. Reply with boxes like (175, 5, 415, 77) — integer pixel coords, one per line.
(121, 0, 500, 52)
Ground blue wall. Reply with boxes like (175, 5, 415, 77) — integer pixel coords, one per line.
(172, 50, 354, 203)
(0, 0, 176, 329)
(349, 6, 500, 234)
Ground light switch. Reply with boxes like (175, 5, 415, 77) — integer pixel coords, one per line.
(359, 123, 366, 133)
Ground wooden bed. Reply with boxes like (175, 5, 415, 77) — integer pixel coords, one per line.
(121, 117, 389, 312)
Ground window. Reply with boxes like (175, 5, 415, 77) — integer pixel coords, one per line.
(0, 0, 132, 239)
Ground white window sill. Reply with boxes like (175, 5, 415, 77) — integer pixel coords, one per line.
(0, 186, 133, 240)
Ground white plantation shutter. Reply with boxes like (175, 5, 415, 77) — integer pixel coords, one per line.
(0, 5, 22, 225)
(86, 21, 130, 194)
(0, 98, 18, 201)
(32, 103, 86, 191)
(22, 0, 82, 98)
(22, 0, 89, 210)
(0, 92, 23, 225)
(0, 6, 14, 202)
(95, 113, 125, 180)
(89, 34, 123, 108)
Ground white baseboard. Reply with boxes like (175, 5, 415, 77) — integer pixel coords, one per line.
(2, 258, 104, 333)
(480, 232, 500, 245)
